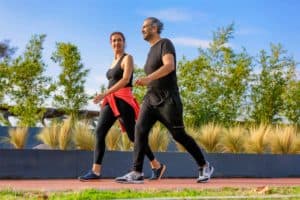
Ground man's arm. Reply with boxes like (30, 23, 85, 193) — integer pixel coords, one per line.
(135, 53, 175, 86)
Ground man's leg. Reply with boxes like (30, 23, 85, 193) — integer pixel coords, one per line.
(115, 103, 157, 183)
(157, 94, 214, 182)
(117, 99, 156, 163)
(133, 103, 157, 172)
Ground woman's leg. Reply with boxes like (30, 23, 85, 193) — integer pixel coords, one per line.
(93, 104, 117, 173)
(79, 104, 117, 181)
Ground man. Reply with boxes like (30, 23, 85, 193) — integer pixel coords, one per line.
(115, 17, 214, 184)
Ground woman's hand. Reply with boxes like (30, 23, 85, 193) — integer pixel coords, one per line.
(93, 93, 106, 104)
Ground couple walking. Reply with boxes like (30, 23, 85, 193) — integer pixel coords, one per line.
(79, 17, 214, 184)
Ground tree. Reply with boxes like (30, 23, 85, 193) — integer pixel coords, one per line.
(0, 40, 15, 104)
(178, 24, 252, 126)
(0, 40, 16, 125)
(250, 44, 296, 124)
(0, 40, 15, 103)
(51, 42, 89, 118)
(282, 78, 300, 125)
(8, 35, 54, 126)
(0, 40, 15, 59)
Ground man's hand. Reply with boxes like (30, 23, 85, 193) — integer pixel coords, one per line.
(135, 76, 151, 86)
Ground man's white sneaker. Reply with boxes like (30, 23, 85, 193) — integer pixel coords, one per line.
(197, 162, 214, 183)
(115, 171, 144, 184)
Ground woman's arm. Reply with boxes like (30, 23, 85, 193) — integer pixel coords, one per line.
(93, 55, 133, 104)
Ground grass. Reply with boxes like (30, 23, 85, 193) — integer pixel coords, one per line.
(221, 126, 245, 153)
(36, 122, 59, 149)
(148, 123, 170, 152)
(198, 123, 223, 153)
(58, 117, 73, 150)
(119, 133, 133, 151)
(1, 187, 300, 199)
(4, 127, 29, 149)
(244, 124, 271, 154)
(269, 125, 299, 154)
(106, 125, 121, 151)
(73, 120, 95, 150)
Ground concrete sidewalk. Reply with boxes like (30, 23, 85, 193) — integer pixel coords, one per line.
(1, 178, 300, 191)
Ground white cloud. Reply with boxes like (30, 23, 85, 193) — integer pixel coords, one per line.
(172, 37, 211, 48)
(141, 8, 192, 22)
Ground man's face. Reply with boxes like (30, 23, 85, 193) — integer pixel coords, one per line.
(141, 20, 154, 41)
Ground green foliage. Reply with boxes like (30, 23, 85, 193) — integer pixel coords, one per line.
(0, 40, 15, 59)
(7, 35, 55, 126)
(132, 67, 146, 103)
(282, 79, 300, 125)
(178, 24, 252, 126)
(0, 40, 15, 104)
(51, 42, 89, 118)
(250, 44, 297, 124)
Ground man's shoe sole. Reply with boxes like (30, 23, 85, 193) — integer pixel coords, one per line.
(115, 180, 144, 184)
(197, 166, 214, 183)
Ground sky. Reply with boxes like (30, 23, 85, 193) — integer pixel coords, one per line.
(1, 0, 300, 111)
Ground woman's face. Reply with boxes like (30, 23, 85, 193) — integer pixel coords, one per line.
(110, 34, 125, 53)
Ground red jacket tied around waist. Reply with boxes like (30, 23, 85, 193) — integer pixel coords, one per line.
(101, 87, 140, 132)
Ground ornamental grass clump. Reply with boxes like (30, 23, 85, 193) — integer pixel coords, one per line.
(269, 125, 299, 154)
(105, 124, 121, 151)
(4, 127, 29, 149)
(36, 122, 59, 149)
(244, 124, 271, 154)
(58, 117, 73, 150)
(221, 126, 246, 153)
(73, 120, 95, 150)
(149, 123, 170, 152)
(198, 123, 223, 153)
(120, 134, 133, 151)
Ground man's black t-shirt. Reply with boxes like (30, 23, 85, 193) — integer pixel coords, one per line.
(144, 38, 179, 92)
(144, 38, 179, 106)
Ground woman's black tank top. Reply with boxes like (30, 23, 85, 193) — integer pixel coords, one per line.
(106, 54, 133, 89)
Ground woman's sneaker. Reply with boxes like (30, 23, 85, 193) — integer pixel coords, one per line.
(197, 162, 214, 183)
(115, 171, 144, 184)
(78, 170, 101, 181)
(149, 164, 166, 180)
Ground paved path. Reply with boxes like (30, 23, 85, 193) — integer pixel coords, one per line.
(1, 178, 300, 191)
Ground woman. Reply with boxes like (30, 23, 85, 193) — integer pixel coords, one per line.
(79, 32, 166, 181)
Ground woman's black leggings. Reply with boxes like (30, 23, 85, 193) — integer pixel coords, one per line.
(93, 98, 155, 164)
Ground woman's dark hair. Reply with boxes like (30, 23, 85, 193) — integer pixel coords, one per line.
(110, 31, 126, 42)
